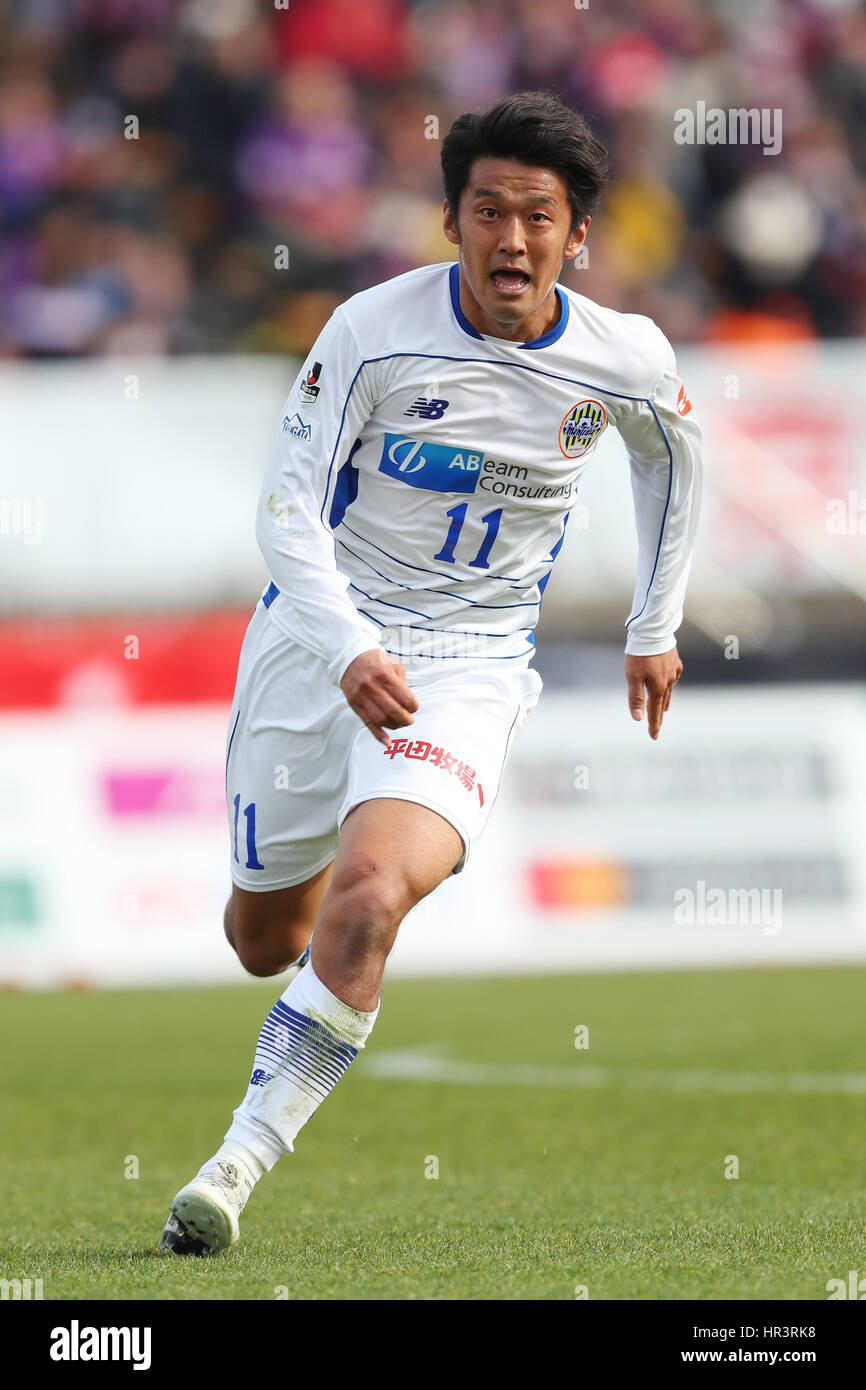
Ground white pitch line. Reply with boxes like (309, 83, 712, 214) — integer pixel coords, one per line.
(362, 1050, 866, 1096)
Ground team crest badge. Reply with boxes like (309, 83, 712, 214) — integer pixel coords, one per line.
(559, 399, 607, 458)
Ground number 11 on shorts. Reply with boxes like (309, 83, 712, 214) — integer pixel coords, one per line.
(233, 794, 264, 870)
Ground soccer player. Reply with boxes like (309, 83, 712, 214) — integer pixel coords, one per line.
(160, 91, 703, 1254)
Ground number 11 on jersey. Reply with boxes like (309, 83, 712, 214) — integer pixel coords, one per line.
(434, 504, 502, 568)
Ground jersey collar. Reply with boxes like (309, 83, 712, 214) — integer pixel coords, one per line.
(448, 261, 569, 350)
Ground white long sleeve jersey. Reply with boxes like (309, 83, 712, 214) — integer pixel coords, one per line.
(256, 261, 703, 686)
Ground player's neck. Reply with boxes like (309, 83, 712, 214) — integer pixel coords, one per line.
(457, 269, 561, 344)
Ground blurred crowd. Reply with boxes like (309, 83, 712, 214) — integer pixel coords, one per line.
(1, 0, 865, 358)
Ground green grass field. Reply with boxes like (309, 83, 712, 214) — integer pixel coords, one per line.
(1, 966, 865, 1300)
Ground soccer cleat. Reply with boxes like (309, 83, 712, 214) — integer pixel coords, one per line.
(158, 1159, 253, 1256)
(158, 1211, 210, 1257)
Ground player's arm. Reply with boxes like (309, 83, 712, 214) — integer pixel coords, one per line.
(618, 329, 703, 739)
(255, 307, 417, 744)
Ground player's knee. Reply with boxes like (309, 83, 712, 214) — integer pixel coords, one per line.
(233, 936, 293, 978)
(329, 851, 410, 937)
(224, 891, 310, 977)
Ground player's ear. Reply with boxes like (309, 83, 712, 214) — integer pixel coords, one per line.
(442, 201, 460, 247)
(564, 215, 590, 263)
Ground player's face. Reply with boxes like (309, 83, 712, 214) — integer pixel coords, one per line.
(442, 157, 588, 342)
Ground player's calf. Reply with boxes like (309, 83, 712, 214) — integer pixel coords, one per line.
(223, 866, 332, 978)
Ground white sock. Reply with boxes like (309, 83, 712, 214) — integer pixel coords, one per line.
(205, 1139, 266, 1187)
(219, 961, 379, 1175)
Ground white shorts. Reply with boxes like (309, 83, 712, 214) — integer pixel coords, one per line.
(225, 600, 543, 890)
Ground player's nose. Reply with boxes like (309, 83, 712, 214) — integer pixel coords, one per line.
(499, 216, 527, 255)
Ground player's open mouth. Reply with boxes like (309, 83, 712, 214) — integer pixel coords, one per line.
(490, 268, 531, 295)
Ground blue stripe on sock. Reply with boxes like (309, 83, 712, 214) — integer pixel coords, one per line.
(249, 1001, 359, 1102)
(275, 1001, 359, 1062)
(255, 1022, 349, 1090)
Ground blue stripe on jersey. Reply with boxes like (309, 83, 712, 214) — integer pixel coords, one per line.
(358, 350, 667, 404)
(338, 518, 524, 588)
(338, 519, 468, 583)
(335, 535, 417, 593)
(624, 401, 673, 629)
(357, 607, 522, 639)
(347, 580, 433, 621)
(538, 513, 570, 598)
(342, 539, 539, 611)
(448, 265, 482, 339)
(328, 436, 362, 529)
(524, 293, 571, 348)
(225, 707, 240, 776)
(379, 639, 535, 661)
(339, 535, 531, 610)
(432, 593, 539, 611)
(264, 571, 538, 618)
(318, 356, 366, 531)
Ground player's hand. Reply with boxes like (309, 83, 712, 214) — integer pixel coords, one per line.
(625, 648, 683, 740)
(340, 649, 419, 747)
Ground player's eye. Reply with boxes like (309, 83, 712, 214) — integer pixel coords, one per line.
(479, 207, 498, 217)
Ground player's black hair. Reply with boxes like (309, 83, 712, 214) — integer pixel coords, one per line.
(441, 91, 608, 233)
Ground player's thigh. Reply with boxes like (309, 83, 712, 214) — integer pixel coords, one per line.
(331, 795, 464, 916)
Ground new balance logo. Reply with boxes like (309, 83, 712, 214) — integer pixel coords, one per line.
(404, 397, 450, 419)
